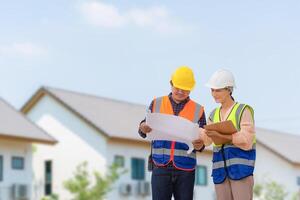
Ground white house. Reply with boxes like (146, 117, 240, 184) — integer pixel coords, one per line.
(22, 87, 300, 200)
(0, 98, 56, 200)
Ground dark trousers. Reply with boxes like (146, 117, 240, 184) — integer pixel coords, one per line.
(151, 165, 195, 200)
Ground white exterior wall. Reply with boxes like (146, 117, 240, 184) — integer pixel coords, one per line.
(26, 96, 108, 200)
(106, 140, 300, 200)
(107, 140, 215, 200)
(24, 94, 300, 200)
(0, 139, 33, 200)
(107, 140, 151, 200)
(194, 151, 215, 200)
(255, 142, 300, 198)
(293, 166, 300, 199)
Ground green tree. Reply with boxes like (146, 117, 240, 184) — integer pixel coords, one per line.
(41, 194, 59, 200)
(254, 179, 288, 200)
(63, 162, 126, 200)
(291, 192, 300, 200)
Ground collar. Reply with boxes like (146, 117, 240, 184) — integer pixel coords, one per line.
(168, 93, 190, 104)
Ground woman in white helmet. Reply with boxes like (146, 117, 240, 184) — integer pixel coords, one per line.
(201, 69, 256, 200)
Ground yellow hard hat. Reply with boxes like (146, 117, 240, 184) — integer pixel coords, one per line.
(171, 66, 196, 91)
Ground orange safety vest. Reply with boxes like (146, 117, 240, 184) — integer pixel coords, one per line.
(151, 96, 204, 171)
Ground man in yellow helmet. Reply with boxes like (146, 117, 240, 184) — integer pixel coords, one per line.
(138, 66, 206, 200)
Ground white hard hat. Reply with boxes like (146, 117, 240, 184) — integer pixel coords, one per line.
(205, 69, 236, 89)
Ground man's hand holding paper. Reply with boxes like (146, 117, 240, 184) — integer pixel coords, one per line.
(139, 122, 152, 134)
(145, 113, 201, 154)
(192, 139, 204, 150)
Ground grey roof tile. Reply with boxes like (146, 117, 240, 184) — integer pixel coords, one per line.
(0, 98, 57, 144)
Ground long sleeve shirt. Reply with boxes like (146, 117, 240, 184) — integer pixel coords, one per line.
(138, 93, 207, 151)
(200, 103, 255, 151)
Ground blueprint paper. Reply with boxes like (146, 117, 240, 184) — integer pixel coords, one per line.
(146, 113, 200, 154)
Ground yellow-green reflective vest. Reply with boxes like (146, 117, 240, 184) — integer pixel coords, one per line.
(210, 103, 256, 184)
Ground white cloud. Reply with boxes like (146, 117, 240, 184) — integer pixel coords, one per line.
(80, 1, 125, 28)
(127, 7, 182, 33)
(0, 42, 46, 58)
(79, 1, 184, 34)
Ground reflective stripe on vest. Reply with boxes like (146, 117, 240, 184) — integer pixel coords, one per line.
(151, 96, 203, 170)
(210, 103, 256, 183)
(193, 103, 202, 123)
(211, 103, 256, 147)
(152, 148, 197, 159)
(153, 96, 202, 123)
(154, 97, 163, 113)
(210, 103, 248, 131)
(213, 158, 256, 170)
(213, 144, 256, 153)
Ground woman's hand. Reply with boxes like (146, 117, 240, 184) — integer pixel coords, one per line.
(205, 130, 222, 138)
(204, 129, 232, 144)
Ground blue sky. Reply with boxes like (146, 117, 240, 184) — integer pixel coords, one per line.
(0, 0, 300, 135)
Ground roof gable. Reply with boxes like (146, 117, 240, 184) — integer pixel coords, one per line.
(21, 87, 300, 164)
(0, 97, 57, 144)
(22, 87, 147, 142)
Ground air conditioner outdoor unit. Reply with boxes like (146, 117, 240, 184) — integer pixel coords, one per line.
(11, 184, 28, 200)
(119, 183, 132, 196)
(137, 181, 150, 196)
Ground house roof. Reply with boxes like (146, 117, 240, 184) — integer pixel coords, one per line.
(21, 87, 300, 164)
(0, 98, 57, 144)
(22, 87, 147, 142)
(255, 127, 300, 165)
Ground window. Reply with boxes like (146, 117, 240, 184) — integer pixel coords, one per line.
(12, 157, 24, 170)
(195, 165, 207, 186)
(297, 177, 300, 186)
(131, 158, 145, 180)
(114, 155, 125, 167)
(0, 156, 3, 181)
(45, 161, 52, 195)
